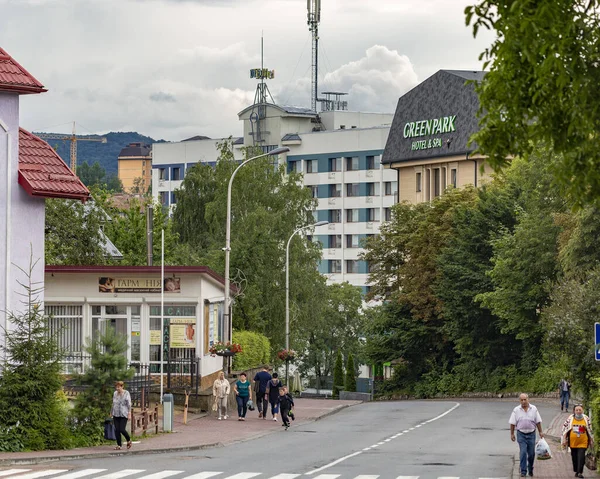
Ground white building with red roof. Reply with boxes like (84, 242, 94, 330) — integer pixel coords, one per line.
(0, 47, 90, 344)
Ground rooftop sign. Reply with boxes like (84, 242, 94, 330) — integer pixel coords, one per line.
(403, 115, 456, 139)
(250, 68, 275, 80)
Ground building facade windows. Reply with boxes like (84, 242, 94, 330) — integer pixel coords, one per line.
(384, 207, 392, 221)
(160, 191, 168, 205)
(346, 183, 359, 197)
(384, 181, 398, 196)
(308, 185, 318, 198)
(306, 159, 317, 173)
(159, 168, 167, 180)
(346, 156, 359, 171)
(367, 182, 380, 196)
(329, 209, 342, 223)
(367, 155, 381, 169)
(451, 168, 457, 188)
(346, 209, 359, 223)
(367, 208, 380, 222)
(329, 184, 342, 197)
(172, 167, 181, 181)
(346, 260, 359, 274)
(416, 172, 422, 192)
(329, 157, 342, 172)
(329, 235, 342, 248)
(329, 260, 342, 274)
(346, 234, 360, 248)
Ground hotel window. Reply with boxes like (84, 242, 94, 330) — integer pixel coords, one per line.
(346, 260, 359, 274)
(160, 192, 168, 205)
(416, 172, 422, 192)
(368, 208, 380, 222)
(384, 207, 392, 221)
(306, 159, 317, 173)
(384, 181, 398, 196)
(346, 209, 359, 223)
(46, 305, 83, 357)
(172, 167, 181, 181)
(367, 182, 379, 196)
(346, 234, 360, 248)
(451, 168, 457, 188)
(329, 184, 342, 197)
(367, 155, 381, 169)
(329, 157, 342, 172)
(433, 168, 440, 197)
(142, 160, 146, 167)
(329, 260, 342, 274)
(329, 209, 342, 223)
(346, 183, 359, 197)
(329, 235, 342, 248)
(159, 168, 167, 180)
(346, 156, 359, 171)
(291, 161, 301, 173)
(442, 167, 447, 191)
(308, 185, 318, 198)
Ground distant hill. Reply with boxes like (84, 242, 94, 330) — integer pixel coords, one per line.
(33, 131, 166, 174)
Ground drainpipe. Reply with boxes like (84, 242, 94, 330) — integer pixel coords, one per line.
(0, 116, 11, 360)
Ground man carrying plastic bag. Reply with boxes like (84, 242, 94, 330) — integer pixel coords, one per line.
(510, 393, 546, 477)
(536, 437, 552, 460)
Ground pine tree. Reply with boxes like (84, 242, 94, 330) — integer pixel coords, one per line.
(345, 353, 357, 392)
(0, 257, 72, 451)
(72, 327, 134, 444)
(332, 350, 344, 399)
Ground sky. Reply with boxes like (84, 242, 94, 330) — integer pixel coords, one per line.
(0, 0, 494, 142)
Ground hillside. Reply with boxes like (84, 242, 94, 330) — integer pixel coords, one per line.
(33, 131, 165, 174)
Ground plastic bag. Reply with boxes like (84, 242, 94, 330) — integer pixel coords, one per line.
(247, 399, 255, 411)
(104, 419, 116, 441)
(535, 438, 552, 460)
(212, 399, 218, 412)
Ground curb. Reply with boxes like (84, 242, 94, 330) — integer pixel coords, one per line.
(0, 402, 359, 465)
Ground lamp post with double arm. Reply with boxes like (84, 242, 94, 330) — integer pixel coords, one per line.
(223, 146, 290, 376)
(285, 220, 329, 385)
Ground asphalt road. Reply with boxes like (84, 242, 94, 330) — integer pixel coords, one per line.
(0, 400, 557, 479)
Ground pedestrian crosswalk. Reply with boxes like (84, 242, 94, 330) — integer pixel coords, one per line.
(0, 470, 509, 479)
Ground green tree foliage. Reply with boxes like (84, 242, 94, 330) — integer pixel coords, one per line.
(232, 330, 271, 371)
(77, 161, 123, 192)
(332, 350, 344, 399)
(345, 353, 357, 393)
(0, 258, 71, 451)
(71, 328, 134, 445)
(465, 0, 600, 205)
(45, 197, 110, 265)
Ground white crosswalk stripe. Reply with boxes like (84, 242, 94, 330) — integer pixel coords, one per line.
(179, 473, 222, 479)
(137, 473, 184, 479)
(396, 476, 420, 479)
(266, 475, 301, 479)
(0, 471, 31, 478)
(93, 471, 146, 479)
(310, 475, 340, 479)
(6, 471, 68, 479)
(54, 470, 108, 479)
(219, 474, 261, 479)
(353, 475, 379, 479)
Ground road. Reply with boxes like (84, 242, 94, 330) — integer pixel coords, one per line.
(0, 400, 556, 479)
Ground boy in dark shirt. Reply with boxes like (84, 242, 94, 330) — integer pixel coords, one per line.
(278, 387, 295, 430)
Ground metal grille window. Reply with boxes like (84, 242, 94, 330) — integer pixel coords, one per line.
(46, 305, 83, 353)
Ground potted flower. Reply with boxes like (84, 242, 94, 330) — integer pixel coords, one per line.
(209, 341, 243, 357)
(277, 349, 296, 362)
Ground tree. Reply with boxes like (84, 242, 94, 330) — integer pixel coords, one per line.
(332, 350, 344, 399)
(465, 0, 600, 206)
(0, 256, 71, 451)
(77, 161, 106, 187)
(345, 353, 357, 392)
(45, 197, 110, 265)
(71, 327, 134, 445)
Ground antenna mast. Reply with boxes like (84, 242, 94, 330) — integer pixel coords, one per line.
(307, 0, 321, 112)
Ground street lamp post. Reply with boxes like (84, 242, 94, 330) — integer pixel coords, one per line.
(285, 220, 329, 385)
(223, 146, 290, 376)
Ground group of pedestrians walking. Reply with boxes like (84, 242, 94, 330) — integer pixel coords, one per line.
(212, 365, 295, 429)
(509, 380, 594, 479)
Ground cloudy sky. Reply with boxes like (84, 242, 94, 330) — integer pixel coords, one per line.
(0, 0, 494, 141)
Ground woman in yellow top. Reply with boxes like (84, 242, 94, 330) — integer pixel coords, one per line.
(561, 405, 594, 478)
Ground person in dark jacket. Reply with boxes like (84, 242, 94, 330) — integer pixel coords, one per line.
(278, 386, 294, 430)
(253, 365, 271, 419)
(266, 373, 282, 421)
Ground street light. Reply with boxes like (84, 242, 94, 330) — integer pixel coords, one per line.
(285, 220, 329, 385)
(223, 146, 290, 376)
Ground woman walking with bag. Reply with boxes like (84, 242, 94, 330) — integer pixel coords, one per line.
(111, 381, 132, 450)
(233, 372, 251, 421)
(212, 371, 230, 420)
(561, 404, 594, 478)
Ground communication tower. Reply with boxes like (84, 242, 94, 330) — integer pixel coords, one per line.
(307, 0, 321, 113)
(249, 36, 275, 147)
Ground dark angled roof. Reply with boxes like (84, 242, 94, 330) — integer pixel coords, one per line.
(382, 70, 485, 165)
(233, 137, 244, 145)
(282, 133, 301, 141)
(18, 128, 90, 202)
(0, 47, 46, 95)
(118, 142, 151, 158)
(183, 135, 211, 141)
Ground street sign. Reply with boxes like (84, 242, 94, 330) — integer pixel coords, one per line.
(595, 323, 600, 361)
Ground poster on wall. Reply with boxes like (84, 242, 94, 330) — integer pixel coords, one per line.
(169, 318, 196, 348)
(149, 330, 162, 345)
(208, 303, 215, 346)
(99, 277, 181, 293)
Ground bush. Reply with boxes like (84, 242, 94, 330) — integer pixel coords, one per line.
(232, 331, 270, 371)
(333, 350, 344, 399)
(345, 353, 357, 392)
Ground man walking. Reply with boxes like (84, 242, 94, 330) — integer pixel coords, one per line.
(253, 365, 271, 419)
(510, 393, 544, 477)
(558, 377, 571, 411)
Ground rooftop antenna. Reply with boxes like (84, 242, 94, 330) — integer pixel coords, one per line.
(307, 0, 321, 113)
(249, 33, 275, 147)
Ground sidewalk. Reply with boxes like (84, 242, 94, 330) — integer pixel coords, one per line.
(512, 409, 595, 478)
(0, 398, 360, 465)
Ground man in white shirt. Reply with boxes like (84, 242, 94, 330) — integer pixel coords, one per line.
(509, 393, 544, 477)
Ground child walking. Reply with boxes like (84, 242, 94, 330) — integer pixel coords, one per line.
(278, 387, 295, 430)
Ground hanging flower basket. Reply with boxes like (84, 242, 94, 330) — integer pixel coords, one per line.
(277, 349, 296, 362)
(209, 341, 242, 357)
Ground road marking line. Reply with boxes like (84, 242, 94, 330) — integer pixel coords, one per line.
(353, 475, 379, 479)
(267, 475, 301, 479)
(7, 472, 68, 479)
(305, 453, 361, 475)
(438, 477, 460, 479)
(403, 429, 410, 433)
(182, 473, 223, 479)
(222, 474, 261, 479)
(396, 476, 419, 479)
(384, 439, 392, 442)
(370, 444, 379, 447)
(94, 471, 146, 479)
(415, 425, 422, 428)
(53, 470, 108, 479)
(136, 472, 184, 479)
(306, 474, 340, 479)
(362, 447, 371, 451)
(0, 471, 32, 478)
(423, 402, 460, 423)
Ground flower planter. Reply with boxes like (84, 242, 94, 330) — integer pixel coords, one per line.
(216, 350, 236, 357)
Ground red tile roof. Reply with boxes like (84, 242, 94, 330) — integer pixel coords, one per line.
(0, 47, 46, 94)
(18, 128, 90, 202)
